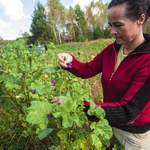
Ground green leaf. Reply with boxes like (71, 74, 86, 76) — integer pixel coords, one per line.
(88, 101, 105, 119)
(9, 68, 22, 78)
(52, 111, 62, 118)
(43, 66, 61, 74)
(90, 120, 112, 140)
(76, 130, 85, 141)
(74, 139, 87, 150)
(0, 68, 4, 73)
(0, 75, 4, 83)
(30, 80, 45, 95)
(26, 101, 57, 129)
(4, 77, 21, 90)
(44, 83, 52, 93)
(37, 128, 54, 139)
(57, 130, 68, 143)
(72, 82, 86, 94)
(62, 113, 78, 128)
(52, 96, 79, 128)
(91, 134, 102, 149)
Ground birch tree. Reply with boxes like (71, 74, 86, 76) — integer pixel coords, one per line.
(47, 0, 66, 44)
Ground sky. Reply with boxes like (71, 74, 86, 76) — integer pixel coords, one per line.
(0, 0, 109, 40)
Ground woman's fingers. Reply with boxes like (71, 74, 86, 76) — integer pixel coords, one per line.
(57, 53, 73, 68)
(58, 60, 68, 68)
(51, 96, 62, 105)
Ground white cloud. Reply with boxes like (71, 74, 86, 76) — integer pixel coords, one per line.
(0, 0, 26, 40)
(0, 19, 12, 30)
(0, 0, 24, 21)
(9, 29, 19, 40)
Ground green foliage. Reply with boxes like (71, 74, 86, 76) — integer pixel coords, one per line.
(0, 39, 61, 149)
(143, 19, 150, 34)
(26, 82, 113, 149)
(93, 27, 104, 39)
(0, 39, 124, 149)
(0, 37, 8, 45)
(77, 35, 87, 42)
(74, 4, 88, 40)
(29, 2, 55, 44)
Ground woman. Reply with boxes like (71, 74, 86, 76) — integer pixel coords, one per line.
(52, 0, 150, 149)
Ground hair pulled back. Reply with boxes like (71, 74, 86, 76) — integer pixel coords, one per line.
(108, 0, 150, 22)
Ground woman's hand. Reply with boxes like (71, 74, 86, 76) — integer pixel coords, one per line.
(51, 96, 63, 105)
(58, 53, 73, 69)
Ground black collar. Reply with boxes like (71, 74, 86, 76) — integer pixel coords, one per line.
(114, 34, 150, 53)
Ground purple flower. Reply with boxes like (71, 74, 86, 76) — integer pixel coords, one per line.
(31, 89, 36, 94)
(67, 62, 72, 68)
(51, 80, 56, 86)
(47, 113, 53, 119)
(106, 144, 114, 150)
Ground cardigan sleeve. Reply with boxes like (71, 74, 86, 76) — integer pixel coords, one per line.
(66, 51, 104, 79)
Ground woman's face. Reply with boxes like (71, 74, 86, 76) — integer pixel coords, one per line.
(107, 4, 142, 45)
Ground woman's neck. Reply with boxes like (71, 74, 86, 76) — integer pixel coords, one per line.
(123, 34, 145, 55)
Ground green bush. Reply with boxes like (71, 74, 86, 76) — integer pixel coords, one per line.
(0, 39, 124, 150)
(76, 35, 87, 42)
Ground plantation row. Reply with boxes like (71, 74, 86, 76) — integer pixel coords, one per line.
(0, 39, 124, 150)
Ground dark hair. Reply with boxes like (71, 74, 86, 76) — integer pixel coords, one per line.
(108, 0, 150, 22)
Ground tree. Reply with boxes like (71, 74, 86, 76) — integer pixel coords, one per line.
(66, 6, 76, 41)
(19, 31, 30, 43)
(30, 2, 55, 44)
(85, 0, 108, 39)
(47, 0, 66, 44)
(74, 4, 88, 42)
(0, 37, 7, 45)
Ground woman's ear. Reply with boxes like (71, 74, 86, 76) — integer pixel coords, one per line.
(137, 14, 146, 25)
